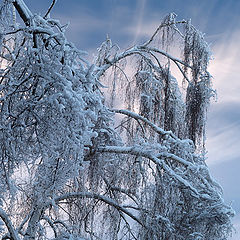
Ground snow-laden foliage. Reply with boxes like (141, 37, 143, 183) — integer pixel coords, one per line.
(0, 2, 234, 240)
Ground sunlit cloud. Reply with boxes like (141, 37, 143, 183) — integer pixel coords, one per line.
(125, 20, 160, 41)
(132, 0, 146, 43)
(205, 28, 240, 167)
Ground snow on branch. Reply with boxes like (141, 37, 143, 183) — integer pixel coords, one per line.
(111, 108, 178, 140)
(95, 44, 191, 80)
(0, 208, 20, 240)
(41, 216, 57, 238)
(0, 1, 233, 239)
(12, 0, 33, 25)
(97, 145, 202, 197)
(142, 13, 186, 46)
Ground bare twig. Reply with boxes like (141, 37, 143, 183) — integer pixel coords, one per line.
(44, 0, 57, 19)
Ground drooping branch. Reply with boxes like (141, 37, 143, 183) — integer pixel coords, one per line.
(95, 45, 192, 80)
(51, 192, 145, 228)
(111, 108, 178, 140)
(52, 220, 71, 233)
(17, 209, 33, 236)
(142, 14, 186, 47)
(138, 46, 190, 68)
(97, 143, 222, 198)
(96, 145, 201, 196)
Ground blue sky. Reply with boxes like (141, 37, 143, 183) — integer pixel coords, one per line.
(15, 0, 240, 238)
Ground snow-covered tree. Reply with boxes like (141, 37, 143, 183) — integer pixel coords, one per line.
(0, 1, 234, 240)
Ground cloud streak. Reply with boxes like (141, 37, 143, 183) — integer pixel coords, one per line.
(209, 30, 240, 103)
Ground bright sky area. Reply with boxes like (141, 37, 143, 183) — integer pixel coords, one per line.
(15, 0, 240, 238)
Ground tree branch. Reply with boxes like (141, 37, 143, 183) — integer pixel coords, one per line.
(95, 44, 191, 81)
(97, 145, 202, 197)
(142, 19, 187, 47)
(44, 0, 57, 19)
(12, 0, 33, 26)
(41, 216, 57, 238)
(138, 45, 191, 69)
(50, 192, 145, 228)
(53, 220, 71, 233)
(111, 108, 177, 140)
(0, 208, 20, 240)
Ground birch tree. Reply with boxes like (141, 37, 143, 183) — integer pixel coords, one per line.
(0, 1, 234, 240)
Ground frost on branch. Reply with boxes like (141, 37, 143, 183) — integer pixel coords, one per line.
(0, 2, 234, 240)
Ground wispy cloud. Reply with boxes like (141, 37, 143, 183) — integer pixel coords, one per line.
(205, 25, 240, 166)
(205, 28, 240, 234)
(207, 119, 240, 166)
(209, 30, 240, 103)
(132, 0, 146, 43)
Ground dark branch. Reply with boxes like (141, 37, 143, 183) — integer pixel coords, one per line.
(44, 0, 57, 19)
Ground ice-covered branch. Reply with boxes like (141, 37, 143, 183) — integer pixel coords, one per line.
(52, 220, 71, 233)
(97, 144, 224, 202)
(95, 44, 191, 80)
(44, 0, 57, 19)
(97, 145, 201, 197)
(0, 208, 20, 240)
(102, 177, 139, 204)
(12, 0, 33, 25)
(111, 108, 178, 140)
(41, 216, 57, 238)
(142, 14, 186, 47)
(17, 209, 33, 236)
(137, 46, 190, 68)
